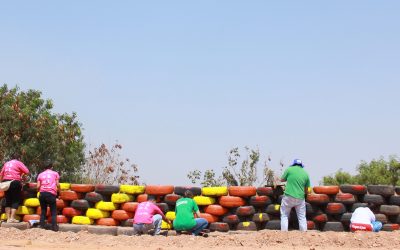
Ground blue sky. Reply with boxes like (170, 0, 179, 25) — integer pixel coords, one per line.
(1, 1, 399, 185)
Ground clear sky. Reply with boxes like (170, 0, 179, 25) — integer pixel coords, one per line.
(1, 1, 399, 185)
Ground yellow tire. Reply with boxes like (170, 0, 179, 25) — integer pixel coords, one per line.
(111, 193, 133, 204)
(24, 198, 40, 207)
(95, 201, 118, 211)
(1, 213, 21, 221)
(59, 183, 71, 191)
(166, 211, 176, 221)
(161, 220, 172, 230)
(193, 196, 216, 206)
(16, 206, 35, 215)
(119, 185, 145, 195)
(202, 187, 228, 196)
(86, 208, 110, 219)
(72, 216, 93, 225)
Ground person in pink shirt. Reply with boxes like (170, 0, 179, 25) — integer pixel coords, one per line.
(0, 153, 30, 223)
(133, 195, 171, 235)
(37, 159, 60, 231)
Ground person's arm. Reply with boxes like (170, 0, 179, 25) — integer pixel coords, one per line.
(280, 168, 289, 182)
(193, 200, 200, 218)
(0, 167, 4, 182)
(154, 204, 171, 224)
(37, 180, 41, 190)
(305, 176, 311, 195)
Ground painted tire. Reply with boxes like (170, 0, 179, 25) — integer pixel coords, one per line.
(111, 210, 134, 221)
(339, 212, 353, 225)
(166, 211, 176, 221)
(204, 205, 229, 216)
(307, 220, 315, 230)
(218, 196, 246, 208)
(56, 199, 67, 209)
(382, 223, 400, 231)
(335, 193, 356, 205)
(312, 213, 328, 224)
(174, 186, 202, 196)
(70, 184, 95, 193)
(313, 186, 339, 195)
(236, 221, 257, 231)
(24, 198, 40, 207)
(24, 183, 38, 193)
(60, 191, 82, 201)
(380, 205, 400, 216)
(137, 194, 148, 203)
(223, 214, 240, 224)
(199, 213, 219, 223)
(95, 185, 120, 196)
(62, 207, 82, 217)
(266, 204, 281, 215)
(145, 185, 174, 195)
(325, 203, 346, 215)
(236, 206, 256, 217)
(363, 194, 385, 205)
(249, 195, 272, 207)
(22, 214, 40, 222)
(111, 193, 133, 204)
(161, 220, 172, 230)
(48, 215, 69, 224)
(374, 213, 388, 224)
(389, 195, 400, 206)
(95, 201, 118, 211)
(96, 218, 120, 226)
(164, 194, 181, 206)
(367, 185, 394, 197)
(0, 191, 4, 198)
(119, 185, 145, 195)
(84, 192, 103, 203)
(72, 216, 93, 225)
(156, 203, 169, 214)
(306, 194, 330, 205)
(86, 208, 110, 219)
(202, 187, 228, 197)
(209, 222, 230, 232)
(265, 220, 281, 230)
(121, 202, 139, 213)
(256, 187, 274, 196)
(36, 206, 50, 216)
(322, 221, 344, 232)
(120, 219, 133, 227)
(351, 203, 368, 212)
(16, 206, 35, 215)
(252, 213, 269, 223)
(228, 186, 256, 197)
(59, 183, 71, 191)
(193, 196, 216, 206)
(339, 185, 367, 195)
(71, 199, 90, 210)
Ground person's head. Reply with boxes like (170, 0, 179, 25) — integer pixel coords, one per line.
(184, 190, 193, 198)
(11, 152, 21, 160)
(43, 159, 54, 170)
(292, 158, 304, 168)
(147, 195, 157, 203)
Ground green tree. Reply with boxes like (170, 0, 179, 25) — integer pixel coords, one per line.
(321, 169, 358, 185)
(0, 84, 85, 181)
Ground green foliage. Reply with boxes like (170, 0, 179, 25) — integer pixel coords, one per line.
(0, 84, 85, 181)
(321, 169, 358, 185)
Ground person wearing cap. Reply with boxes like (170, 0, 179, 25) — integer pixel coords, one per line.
(133, 195, 171, 236)
(279, 159, 311, 231)
(37, 159, 60, 231)
(350, 206, 382, 232)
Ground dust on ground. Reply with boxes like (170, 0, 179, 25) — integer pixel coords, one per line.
(0, 228, 399, 250)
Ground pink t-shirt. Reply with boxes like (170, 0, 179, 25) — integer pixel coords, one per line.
(133, 201, 164, 224)
(0, 160, 29, 181)
(37, 169, 60, 195)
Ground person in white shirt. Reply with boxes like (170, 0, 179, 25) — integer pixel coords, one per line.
(350, 207, 382, 232)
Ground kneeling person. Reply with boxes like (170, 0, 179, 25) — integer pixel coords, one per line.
(133, 195, 170, 235)
(350, 206, 382, 232)
(173, 190, 208, 236)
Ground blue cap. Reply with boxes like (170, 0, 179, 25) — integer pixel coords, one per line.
(292, 159, 304, 167)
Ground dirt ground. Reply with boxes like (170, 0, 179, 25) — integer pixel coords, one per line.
(0, 228, 399, 250)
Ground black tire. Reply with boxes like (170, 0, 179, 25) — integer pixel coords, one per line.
(236, 221, 257, 231)
(164, 194, 181, 206)
(305, 202, 317, 216)
(389, 195, 400, 206)
(339, 185, 367, 195)
(395, 186, 400, 195)
(375, 213, 388, 224)
(71, 199, 90, 210)
(264, 220, 281, 230)
(156, 203, 169, 213)
(380, 205, 400, 216)
(322, 222, 344, 232)
(84, 192, 103, 203)
(95, 185, 120, 196)
(209, 222, 230, 232)
(351, 203, 368, 212)
(339, 212, 353, 225)
(120, 219, 133, 227)
(249, 196, 272, 207)
(222, 214, 240, 224)
(362, 194, 385, 205)
(236, 206, 256, 217)
(266, 204, 281, 215)
(382, 223, 399, 232)
(174, 186, 202, 196)
(252, 213, 269, 223)
(367, 185, 394, 197)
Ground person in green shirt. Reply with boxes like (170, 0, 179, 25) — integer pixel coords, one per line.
(173, 190, 208, 236)
(279, 158, 311, 231)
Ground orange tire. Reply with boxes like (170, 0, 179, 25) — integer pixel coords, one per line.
(306, 194, 330, 204)
(313, 186, 339, 195)
(228, 186, 256, 197)
(112, 210, 134, 221)
(307, 220, 315, 230)
(48, 215, 69, 224)
(335, 193, 356, 205)
(96, 218, 120, 226)
(249, 195, 272, 207)
(204, 205, 229, 216)
(145, 185, 174, 195)
(137, 194, 148, 203)
(121, 202, 139, 212)
(56, 199, 67, 209)
(23, 214, 40, 222)
(313, 213, 328, 223)
(325, 203, 346, 214)
(70, 184, 95, 193)
(199, 213, 219, 223)
(62, 207, 82, 217)
(36, 206, 50, 216)
(256, 187, 274, 196)
(0, 191, 5, 198)
(59, 190, 82, 201)
(218, 196, 246, 208)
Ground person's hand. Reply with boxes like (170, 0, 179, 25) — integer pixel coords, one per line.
(166, 219, 172, 225)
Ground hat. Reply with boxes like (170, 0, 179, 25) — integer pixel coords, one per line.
(292, 159, 304, 167)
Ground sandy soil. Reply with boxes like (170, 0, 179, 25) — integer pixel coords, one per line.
(0, 228, 399, 250)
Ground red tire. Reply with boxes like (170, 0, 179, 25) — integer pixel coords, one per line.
(382, 224, 400, 231)
(121, 202, 139, 213)
(223, 214, 240, 224)
(313, 186, 339, 195)
(256, 187, 274, 196)
(56, 199, 67, 209)
(313, 213, 328, 224)
(96, 218, 120, 226)
(307, 220, 315, 230)
(335, 193, 356, 205)
(145, 185, 174, 196)
(59, 190, 82, 201)
(249, 196, 272, 207)
(112, 210, 134, 221)
(340, 185, 367, 195)
(36, 206, 50, 216)
(137, 194, 148, 203)
(228, 186, 256, 197)
(219, 196, 246, 208)
(209, 222, 229, 232)
(199, 213, 219, 223)
(48, 215, 69, 224)
(62, 207, 82, 217)
(236, 221, 257, 231)
(0, 191, 5, 198)
(306, 194, 330, 205)
(70, 184, 95, 193)
(164, 194, 181, 205)
(325, 203, 346, 215)
(235, 206, 256, 217)
(204, 205, 229, 216)
(23, 214, 40, 222)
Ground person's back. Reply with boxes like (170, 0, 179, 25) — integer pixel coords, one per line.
(1, 159, 29, 181)
(173, 197, 197, 231)
(37, 169, 59, 196)
(134, 201, 161, 224)
(283, 166, 310, 199)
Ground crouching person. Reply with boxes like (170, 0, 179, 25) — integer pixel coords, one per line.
(133, 195, 171, 235)
(173, 190, 208, 236)
(350, 206, 382, 232)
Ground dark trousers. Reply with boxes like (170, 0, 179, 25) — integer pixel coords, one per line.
(39, 192, 57, 228)
(4, 180, 22, 209)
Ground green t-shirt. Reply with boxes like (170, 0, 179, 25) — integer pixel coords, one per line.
(173, 197, 199, 231)
(281, 166, 311, 199)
